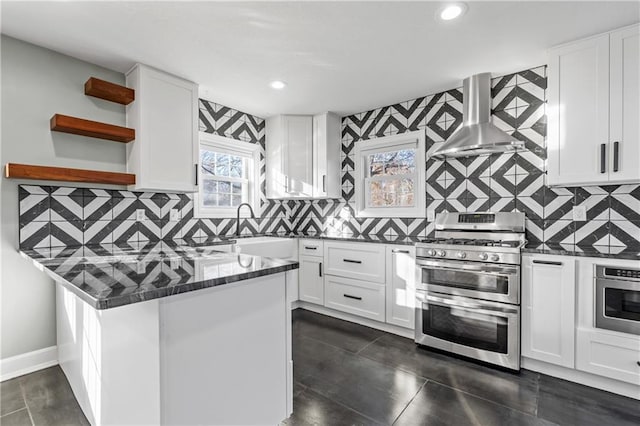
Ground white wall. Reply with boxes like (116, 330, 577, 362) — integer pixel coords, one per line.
(0, 36, 127, 360)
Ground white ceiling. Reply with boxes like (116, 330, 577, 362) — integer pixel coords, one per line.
(2, 1, 639, 117)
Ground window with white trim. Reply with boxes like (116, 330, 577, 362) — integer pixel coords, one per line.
(195, 132, 261, 218)
(354, 131, 426, 218)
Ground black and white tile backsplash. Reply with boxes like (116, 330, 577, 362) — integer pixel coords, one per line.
(19, 99, 294, 249)
(18, 69, 640, 252)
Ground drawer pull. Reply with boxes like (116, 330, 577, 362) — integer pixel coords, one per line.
(343, 259, 362, 264)
(392, 249, 410, 254)
(343, 294, 362, 301)
(532, 260, 563, 266)
(319, 262, 323, 277)
(305, 246, 317, 250)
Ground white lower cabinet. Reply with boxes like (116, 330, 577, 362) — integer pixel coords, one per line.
(298, 256, 324, 305)
(522, 254, 576, 368)
(297, 240, 418, 329)
(324, 241, 386, 283)
(576, 328, 640, 385)
(324, 275, 385, 322)
(385, 246, 416, 329)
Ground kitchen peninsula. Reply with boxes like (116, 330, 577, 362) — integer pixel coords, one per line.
(20, 240, 298, 425)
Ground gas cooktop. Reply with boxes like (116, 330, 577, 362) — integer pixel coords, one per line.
(419, 238, 524, 248)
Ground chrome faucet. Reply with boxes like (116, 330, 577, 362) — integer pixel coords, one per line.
(235, 203, 255, 236)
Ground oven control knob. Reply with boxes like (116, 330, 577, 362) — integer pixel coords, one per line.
(457, 251, 467, 259)
(437, 250, 447, 257)
(490, 254, 500, 262)
(479, 253, 489, 261)
(427, 249, 437, 257)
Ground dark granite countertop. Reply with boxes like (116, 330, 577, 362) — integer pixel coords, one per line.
(229, 232, 419, 246)
(523, 243, 640, 261)
(20, 240, 298, 310)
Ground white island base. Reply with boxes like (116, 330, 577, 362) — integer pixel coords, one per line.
(56, 273, 293, 425)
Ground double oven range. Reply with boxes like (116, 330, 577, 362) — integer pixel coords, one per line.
(414, 212, 526, 371)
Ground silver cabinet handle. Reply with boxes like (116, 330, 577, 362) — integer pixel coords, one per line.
(532, 260, 563, 266)
(392, 249, 410, 254)
(343, 259, 362, 264)
(613, 141, 619, 172)
(600, 143, 606, 174)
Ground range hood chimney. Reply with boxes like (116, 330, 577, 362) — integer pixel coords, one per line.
(431, 73, 524, 159)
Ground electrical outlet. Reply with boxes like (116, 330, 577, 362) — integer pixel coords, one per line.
(170, 258, 180, 270)
(427, 210, 436, 221)
(572, 205, 587, 221)
(136, 209, 146, 222)
(170, 209, 180, 221)
(136, 261, 146, 274)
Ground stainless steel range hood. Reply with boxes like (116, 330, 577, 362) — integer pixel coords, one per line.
(431, 73, 524, 159)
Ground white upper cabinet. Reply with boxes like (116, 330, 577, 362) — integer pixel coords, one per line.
(547, 24, 639, 186)
(266, 112, 340, 199)
(609, 25, 640, 183)
(126, 64, 198, 192)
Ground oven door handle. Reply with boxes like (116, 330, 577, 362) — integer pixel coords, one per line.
(420, 293, 519, 315)
(417, 260, 517, 277)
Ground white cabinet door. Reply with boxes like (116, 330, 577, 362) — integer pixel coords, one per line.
(126, 64, 198, 192)
(547, 34, 610, 186)
(283, 116, 313, 197)
(298, 255, 324, 305)
(609, 25, 640, 183)
(522, 254, 576, 367)
(385, 246, 416, 329)
(312, 113, 341, 198)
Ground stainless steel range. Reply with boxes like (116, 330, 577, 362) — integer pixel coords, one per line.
(414, 212, 526, 371)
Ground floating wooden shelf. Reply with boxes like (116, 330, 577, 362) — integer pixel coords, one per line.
(50, 114, 135, 143)
(85, 77, 135, 105)
(5, 163, 135, 185)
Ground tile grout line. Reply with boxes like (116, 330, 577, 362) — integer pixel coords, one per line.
(354, 346, 542, 419)
(299, 383, 385, 426)
(0, 407, 29, 419)
(354, 335, 385, 355)
(18, 376, 36, 426)
(391, 379, 428, 425)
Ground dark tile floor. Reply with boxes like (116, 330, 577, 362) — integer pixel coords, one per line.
(2, 308, 639, 425)
(0, 366, 88, 426)
(284, 309, 640, 426)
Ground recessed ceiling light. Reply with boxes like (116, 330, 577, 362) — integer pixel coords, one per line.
(438, 3, 467, 21)
(269, 80, 287, 90)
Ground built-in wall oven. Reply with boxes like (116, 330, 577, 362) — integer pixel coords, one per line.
(414, 212, 526, 371)
(595, 265, 640, 336)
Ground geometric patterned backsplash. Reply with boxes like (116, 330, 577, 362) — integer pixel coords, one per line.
(18, 66, 640, 253)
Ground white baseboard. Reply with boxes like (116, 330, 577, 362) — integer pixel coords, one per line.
(293, 301, 415, 339)
(522, 357, 640, 400)
(1, 346, 58, 382)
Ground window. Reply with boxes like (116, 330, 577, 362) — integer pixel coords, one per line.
(195, 132, 261, 218)
(354, 131, 426, 218)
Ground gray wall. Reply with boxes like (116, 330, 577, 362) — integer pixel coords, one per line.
(1, 36, 126, 359)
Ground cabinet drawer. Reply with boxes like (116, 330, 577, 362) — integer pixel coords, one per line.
(576, 328, 640, 385)
(324, 276, 385, 322)
(324, 242, 385, 283)
(299, 239, 323, 257)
